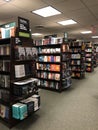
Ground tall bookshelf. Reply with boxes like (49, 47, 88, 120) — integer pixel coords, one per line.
(34, 37, 72, 92)
(0, 17, 41, 128)
(85, 42, 94, 72)
(0, 37, 40, 128)
(69, 41, 86, 79)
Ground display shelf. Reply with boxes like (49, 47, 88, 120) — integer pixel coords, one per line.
(69, 41, 86, 79)
(85, 42, 94, 72)
(0, 36, 40, 128)
(35, 37, 72, 92)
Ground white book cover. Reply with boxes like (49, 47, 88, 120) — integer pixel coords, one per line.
(18, 47, 25, 60)
(15, 65, 25, 78)
(56, 56, 60, 62)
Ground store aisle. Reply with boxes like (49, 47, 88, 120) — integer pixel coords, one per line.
(1, 68, 98, 130)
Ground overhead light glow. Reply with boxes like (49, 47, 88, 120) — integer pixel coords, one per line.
(81, 31, 92, 34)
(92, 36, 98, 38)
(4, 0, 11, 2)
(58, 19, 77, 26)
(32, 33, 42, 36)
(32, 6, 61, 17)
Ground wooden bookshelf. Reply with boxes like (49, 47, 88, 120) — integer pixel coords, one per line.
(34, 37, 72, 92)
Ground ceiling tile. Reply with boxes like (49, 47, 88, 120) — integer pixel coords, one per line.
(0, 3, 26, 20)
(82, 0, 98, 6)
(52, 0, 85, 13)
(11, 0, 47, 11)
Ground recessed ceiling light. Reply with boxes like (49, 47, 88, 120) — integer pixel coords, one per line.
(58, 19, 77, 26)
(4, 0, 11, 2)
(91, 36, 98, 38)
(32, 6, 61, 17)
(81, 31, 92, 34)
(32, 33, 42, 36)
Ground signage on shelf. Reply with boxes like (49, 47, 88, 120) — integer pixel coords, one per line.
(18, 17, 31, 38)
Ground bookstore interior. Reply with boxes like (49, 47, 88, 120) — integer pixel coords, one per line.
(0, 0, 98, 129)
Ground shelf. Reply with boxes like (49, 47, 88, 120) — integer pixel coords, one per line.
(0, 87, 10, 91)
(0, 55, 10, 60)
(0, 38, 10, 45)
(14, 59, 34, 64)
(37, 69, 60, 73)
(70, 46, 81, 48)
(0, 100, 10, 106)
(0, 116, 9, 123)
(34, 44, 61, 48)
(38, 86, 60, 92)
(0, 71, 10, 75)
(12, 75, 34, 83)
(37, 78, 60, 82)
(38, 53, 60, 56)
(71, 58, 81, 60)
(37, 61, 60, 64)
(71, 70, 85, 72)
(70, 64, 81, 66)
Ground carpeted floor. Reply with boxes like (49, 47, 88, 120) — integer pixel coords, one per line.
(1, 68, 98, 130)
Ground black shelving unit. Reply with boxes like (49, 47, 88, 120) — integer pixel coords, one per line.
(85, 42, 94, 72)
(0, 37, 40, 128)
(69, 41, 86, 79)
(34, 37, 72, 92)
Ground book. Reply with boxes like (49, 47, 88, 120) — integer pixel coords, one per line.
(25, 47, 32, 60)
(15, 65, 25, 78)
(0, 61, 3, 71)
(55, 56, 60, 62)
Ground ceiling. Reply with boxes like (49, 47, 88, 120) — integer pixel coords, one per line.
(0, 0, 98, 40)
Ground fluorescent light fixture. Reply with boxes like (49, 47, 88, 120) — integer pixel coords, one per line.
(92, 36, 98, 38)
(32, 33, 42, 36)
(58, 19, 77, 26)
(32, 6, 61, 17)
(4, 0, 11, 2)
(81, 31, 92, 34)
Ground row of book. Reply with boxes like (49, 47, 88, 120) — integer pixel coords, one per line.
(70, 48, 81, 53)
(71, 60, 81, 65)
(39, 80, 60, 89)
(85, 49, 92, 52)
(69, 42, 82, 47)
(13, 79, 39, 97)
(71, 54, 81, 59)
(15, 47, 37, 60)
(12, 94, 40, 120)
(85, 54, 92, 57)
(0, 75, 10, 88)
(36, 63, 60, 72)
(38, 78, 72, 89)
(86, 58, 92, 62)
(0, 45, 10, 55)
(37, 72, 60, 81)
(38, 47, 61, 54)
(38, 56, 60, 62)
(15, 64, 33, 78)
(72, 72, 84, 78)
(34, 37, 63, 46)
(0, 104, 9, 119)
(71, 66, 84, 71)
(0, 60, 10, 72)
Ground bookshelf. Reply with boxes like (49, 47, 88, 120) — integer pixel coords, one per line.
(34, 37, 72, 92)
(69, 41, 86, 79)
(94, 43, 98, 66)
(85, 42, 94, 72)
(0, 37, 40, 128)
